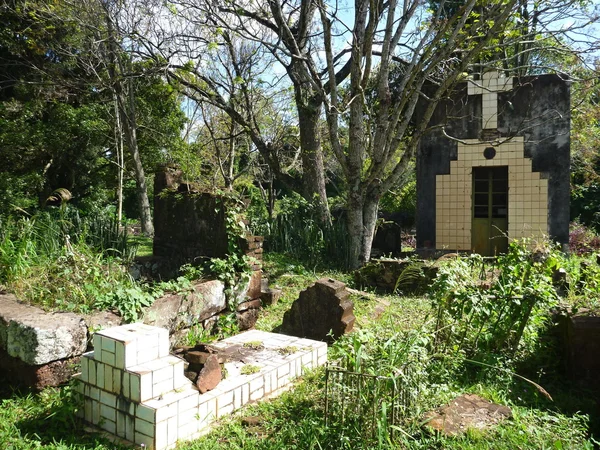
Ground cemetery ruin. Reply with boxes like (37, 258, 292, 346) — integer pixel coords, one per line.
(416, 71, 570, 255)
(75, 322, 327, 449)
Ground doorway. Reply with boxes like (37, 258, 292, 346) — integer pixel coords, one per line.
(471, 166, 509, 255)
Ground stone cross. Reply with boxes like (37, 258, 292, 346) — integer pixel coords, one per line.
(468, 70, 514, 130)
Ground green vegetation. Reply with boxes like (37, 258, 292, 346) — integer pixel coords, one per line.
(2, 247, 600, 449)
(240, 365, 261, 375)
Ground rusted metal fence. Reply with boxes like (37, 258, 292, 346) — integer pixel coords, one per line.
(324, 364, 419, 441)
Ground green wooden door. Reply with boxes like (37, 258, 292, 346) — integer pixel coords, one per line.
(471, 167, 509, 256)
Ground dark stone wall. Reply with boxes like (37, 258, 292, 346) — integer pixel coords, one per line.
(153, 166, 232, 266)
(416, 74, 571, 249)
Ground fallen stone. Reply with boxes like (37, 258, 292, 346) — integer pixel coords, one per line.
(260, 288, 282, 306)
(423, 394, 512, 436)
(0, 294, 87, 365)
(237, 299, 262, 312)
(280, 278, 355, 343)
(241, 416, 263, 427)
(196, 354, 222, 394)
(184, 370, 198, 383)
(237, 309, 260, 331)
(144, 280, 226, 332)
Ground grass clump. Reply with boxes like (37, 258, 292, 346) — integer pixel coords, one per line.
(240, 364, 261, 375)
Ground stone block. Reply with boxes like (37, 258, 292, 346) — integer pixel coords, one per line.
(196, 354, 222, 394)
(260, 288, 282, 306)
(0, 293, 87, 365)
(236, 309, 260, 331)
(423, 394, 511, 436)
(143, 280, 226, 334)
(0, 347, 80, 389)
(280, 278, 355, 343)
(237, 299, 262, 312)
(247, 270, 263, 300)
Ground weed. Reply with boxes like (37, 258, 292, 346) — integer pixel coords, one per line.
(277, 346, 298, 355)
(243, 341, 264, 350)
(240, 364, 261, 375)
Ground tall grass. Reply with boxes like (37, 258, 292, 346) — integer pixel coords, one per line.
(0, 207, 144, 316)
(0, 206, 136, 283)
(258, 196, 351, 270)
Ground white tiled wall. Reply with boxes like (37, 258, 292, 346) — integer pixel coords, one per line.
(75, 324, 328, 450)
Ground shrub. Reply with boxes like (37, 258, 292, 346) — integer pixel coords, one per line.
(569, 221, 600, 255)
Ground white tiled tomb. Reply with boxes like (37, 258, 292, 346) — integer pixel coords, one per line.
(75, 323, 327, 449)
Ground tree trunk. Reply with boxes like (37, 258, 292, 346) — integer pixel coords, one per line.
(121, 77, 154, 236)
(113, 94, 124, 223)
(297, 99, 330, 224)
(104, 5, 154, 236)
(346, 190, 380, 269)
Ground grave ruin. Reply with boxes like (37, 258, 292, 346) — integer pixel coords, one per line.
(75, 322, 327, 449)
(417, 71, 570, 255)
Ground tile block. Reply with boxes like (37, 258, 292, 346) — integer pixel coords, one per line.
(80, 324, 327, 450)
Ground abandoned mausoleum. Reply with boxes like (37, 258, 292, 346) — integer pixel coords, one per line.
(416, 70, 571, 256)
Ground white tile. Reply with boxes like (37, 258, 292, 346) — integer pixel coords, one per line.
(155, 420, 168, 450)
(124, 340, 138, 368)
(153, 366, 173, 384)
(241, 383, 249, 405)
(140, 372, 153, 402)
(167, 416, 178, 445)
(155, 401, 178, 423)
(218, 402, 235, 417)
(178, 393, 199, 414)
(178, 421, 199, 441)
(153, 379, 174, 399)
(250, 387, 264, 402)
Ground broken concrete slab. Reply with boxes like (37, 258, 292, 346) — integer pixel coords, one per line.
(423, 394, 512, 436)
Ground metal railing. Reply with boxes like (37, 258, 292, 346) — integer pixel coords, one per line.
(324, 364, 418, 441)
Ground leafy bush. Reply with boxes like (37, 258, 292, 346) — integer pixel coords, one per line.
(569, 221, 600, 255)
(431, 241, 559, 360)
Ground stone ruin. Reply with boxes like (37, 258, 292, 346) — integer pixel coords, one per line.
(0, 165, 280, 390)
(280, 278, 355, 343)
(75, 322, 327, 449)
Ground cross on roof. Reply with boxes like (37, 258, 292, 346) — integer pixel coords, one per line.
(468, 70, 514, 130)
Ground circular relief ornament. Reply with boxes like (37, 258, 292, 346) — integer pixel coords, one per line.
(483, 146, 496, 160)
